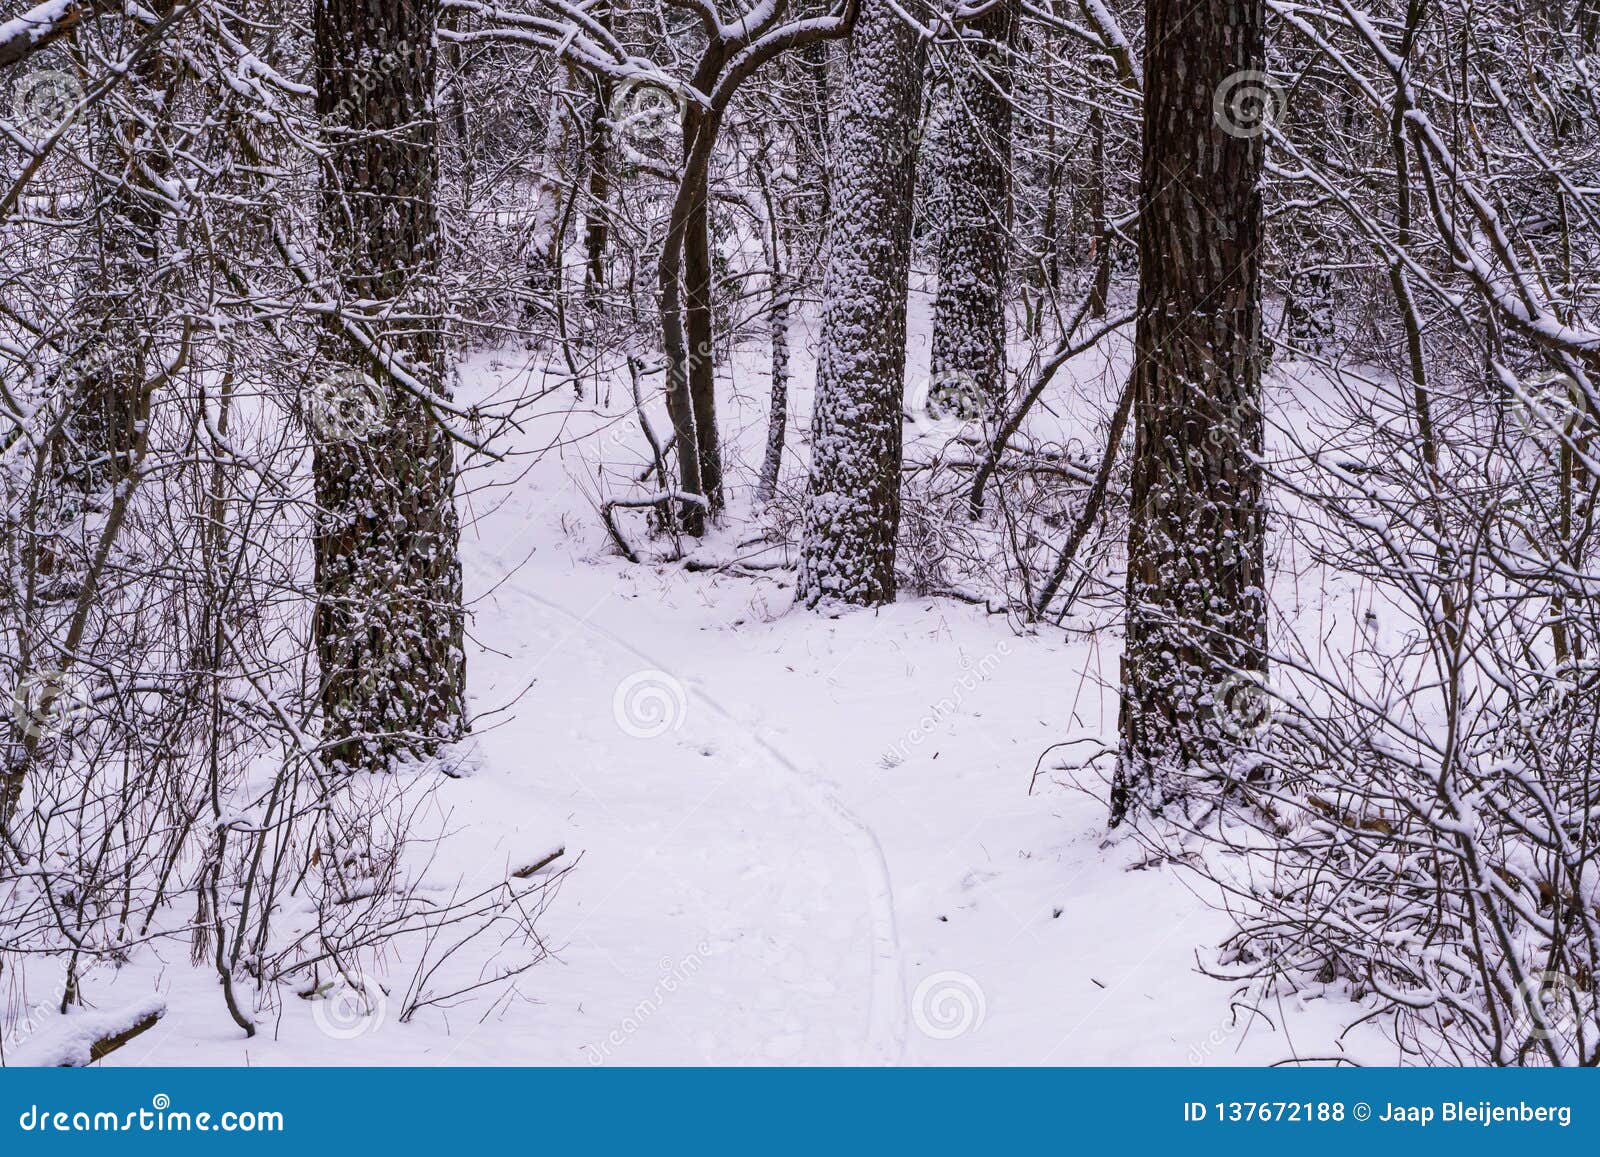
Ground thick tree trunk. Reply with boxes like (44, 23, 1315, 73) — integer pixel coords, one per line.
(796, 0, 924, 608)
(929, 3, 1015, 417)
(1112, 0, 1268, 825)
(313, 0, 466, 773)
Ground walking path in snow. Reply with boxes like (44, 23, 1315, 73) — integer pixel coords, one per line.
(79, 348, 1395, 1066)
(469, 561, 908, 1063)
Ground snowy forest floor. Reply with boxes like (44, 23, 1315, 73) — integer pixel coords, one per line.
(16, 291, 1399, 1067)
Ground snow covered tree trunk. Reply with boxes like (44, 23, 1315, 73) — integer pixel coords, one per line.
(525, 77, 570, 317)
(757, 264, 790, 502)
(796, 0, 925, 608)
(656, 42, 737, 537)
(313, 0, 466, 773)
(1112, 0, 1268, 825)
(929, 2, 1015, 417)
(756, 154, 792, 504)
(657, 104, 716, 538)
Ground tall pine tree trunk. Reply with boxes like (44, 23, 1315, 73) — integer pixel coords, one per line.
(929, 2, 1014, 417)
(1112, 0, 1268, 825)
(313, 0, 466, 773)
(796, 0, 924, 608)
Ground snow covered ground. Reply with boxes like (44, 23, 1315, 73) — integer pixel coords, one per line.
(9, 295, 1397, 1067)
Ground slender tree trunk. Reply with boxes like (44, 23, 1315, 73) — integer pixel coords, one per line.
(683, 172, 724, 515)
(1112, 0, 1268, 825)
(757, 265, 790, 503)
(583, 2, 610, 306)
(313, 0, 466, 773)
(525, 74, 569, 320)
(755, 149, 791, 504)
(796, 0, 925, 608)
(1088, 105, 1111, 319)
(655, 49, 728, 537)
(800, 39, 833, 232)
(929, 2, 1015, 417)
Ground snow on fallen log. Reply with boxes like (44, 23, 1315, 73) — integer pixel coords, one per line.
(510, 845, 566, 879)
(0, 0, 101, 70)
(9, 998, 166, 1067)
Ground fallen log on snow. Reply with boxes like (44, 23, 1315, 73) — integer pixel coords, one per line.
(9, 997, 166, 1067)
